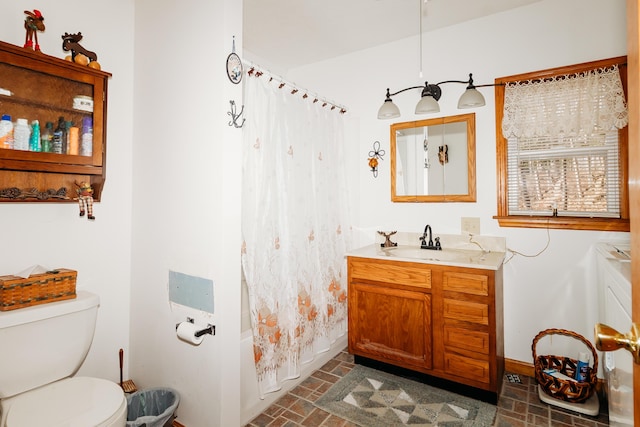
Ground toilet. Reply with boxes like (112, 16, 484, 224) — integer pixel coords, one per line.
(0, 291, 127, 427)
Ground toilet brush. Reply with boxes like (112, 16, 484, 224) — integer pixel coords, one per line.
(119, 348, 138, 393)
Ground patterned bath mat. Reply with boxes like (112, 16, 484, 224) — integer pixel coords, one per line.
(315, 364, 496, 426)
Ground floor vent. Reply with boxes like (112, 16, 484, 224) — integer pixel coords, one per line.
(506, 373, 522, 383)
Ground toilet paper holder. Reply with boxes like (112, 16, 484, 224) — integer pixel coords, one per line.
(176, 317, 216, 337)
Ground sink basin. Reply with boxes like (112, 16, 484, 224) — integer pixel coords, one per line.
(379, 246, 487, 264)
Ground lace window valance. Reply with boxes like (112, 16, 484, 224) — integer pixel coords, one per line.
(502, 65, 628, 139)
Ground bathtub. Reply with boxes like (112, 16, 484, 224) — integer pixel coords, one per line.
(240, 328, 347, 425)
(240, 275, 348, 424)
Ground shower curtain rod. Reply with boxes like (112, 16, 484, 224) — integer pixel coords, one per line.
(242, 60, 348, 114)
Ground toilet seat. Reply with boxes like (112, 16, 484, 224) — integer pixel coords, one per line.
(5, 377, 126, 427)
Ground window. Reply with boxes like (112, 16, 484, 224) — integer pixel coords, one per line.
(494, 57, 629, 231)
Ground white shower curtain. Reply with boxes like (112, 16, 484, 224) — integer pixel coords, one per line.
(241, 70, 351, 397)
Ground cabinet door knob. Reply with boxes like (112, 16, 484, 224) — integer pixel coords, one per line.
(594, 323, 640, 364)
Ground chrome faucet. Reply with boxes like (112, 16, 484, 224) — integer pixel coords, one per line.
(419, 225, 442, 250)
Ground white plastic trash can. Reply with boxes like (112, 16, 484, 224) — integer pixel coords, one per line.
(126, 387, 180, 427)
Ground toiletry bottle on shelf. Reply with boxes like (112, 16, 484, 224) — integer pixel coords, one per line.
(575, 351, 589, 382)
(29, 120, 40, 151)
(41, 121, 53, 152)
(63, 120, 73, 154)
(13, 118, 31, 151)
(68, 124, 79, 155)
(52, 117, 64, 154)
(0, 114, 14, 149)
(81, 117, 93, 156)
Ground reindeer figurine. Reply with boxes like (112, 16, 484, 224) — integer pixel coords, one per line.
(62, 32, 100, 68)
(24, 10, 45, 51)
(377, 230, 398, 248)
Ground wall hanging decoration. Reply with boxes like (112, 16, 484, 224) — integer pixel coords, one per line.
(226, 36, 243, 84)
(367, 140, 385, 177)
(438, 144, 448, 165)
(423, 136, 430, 169)
(228, 100, 245, 128)
(23, 9, 45, 51)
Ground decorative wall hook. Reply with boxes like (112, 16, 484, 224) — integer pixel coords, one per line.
(228, 100, 245, 128)
(368, 140, 385, 178)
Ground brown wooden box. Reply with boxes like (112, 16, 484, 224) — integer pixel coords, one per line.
(0, 269, 77, 311)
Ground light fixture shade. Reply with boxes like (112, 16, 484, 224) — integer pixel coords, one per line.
(377, 100, 401, 119)
(458, 88, 486, 109)
(415, 96, 440, 114)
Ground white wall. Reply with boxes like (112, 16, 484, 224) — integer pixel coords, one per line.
(1, 2, 243, 426)
(0, 1, 134, 381)
(0, 1, 629, 425)
(131, 1, 242, 426)
(285, 0, 629, 365)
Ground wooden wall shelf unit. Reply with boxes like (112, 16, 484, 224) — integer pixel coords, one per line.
(347, 256, 504, 402)
(0, 40, 111, 202)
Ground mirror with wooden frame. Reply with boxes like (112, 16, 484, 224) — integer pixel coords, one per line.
(391, 113, 476, 202)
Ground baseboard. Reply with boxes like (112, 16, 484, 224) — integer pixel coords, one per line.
(172, 421, 186, 427)
(505, 358, 534, 377)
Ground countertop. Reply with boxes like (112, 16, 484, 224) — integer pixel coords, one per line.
(346, 244, 506, 271)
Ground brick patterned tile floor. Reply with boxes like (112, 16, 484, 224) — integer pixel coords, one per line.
(245, 349, 610, 427)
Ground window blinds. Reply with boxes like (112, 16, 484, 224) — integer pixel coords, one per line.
(502, 66, 627, 217)
(507, 132, 620, 217)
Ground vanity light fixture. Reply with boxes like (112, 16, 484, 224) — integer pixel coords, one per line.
(377, 74, 502, 120)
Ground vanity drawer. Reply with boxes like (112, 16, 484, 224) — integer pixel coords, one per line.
(443, 299, 488, 325)
(444, 325, 489, 354)
(444, 353, 490, 384)
(349, 258, 431, 288)
(443, 271, 488, 296)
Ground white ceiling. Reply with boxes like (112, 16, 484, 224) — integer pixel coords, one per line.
(243, 0, 542, 71)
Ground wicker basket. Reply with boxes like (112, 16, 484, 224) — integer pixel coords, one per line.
(0, 269, 77, 311)
(531, 328, 598, 403)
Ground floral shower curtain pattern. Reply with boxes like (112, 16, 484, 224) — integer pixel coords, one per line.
(241, 71, 351, 397)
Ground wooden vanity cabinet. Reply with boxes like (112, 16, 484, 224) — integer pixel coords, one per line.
(0, 40, 111, 202)
(347, 256, 504, 399)
(439, 269, 504, 393)
(348, 258, 433, 370)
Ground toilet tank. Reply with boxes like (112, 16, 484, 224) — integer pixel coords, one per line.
(0, 291, 100, 399)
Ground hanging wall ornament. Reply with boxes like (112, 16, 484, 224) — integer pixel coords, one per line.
(438, 144, 448, 165)
(368, 140, 385, 178)
(226, 36, 243, 84)
(423, 137, 431, 169)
